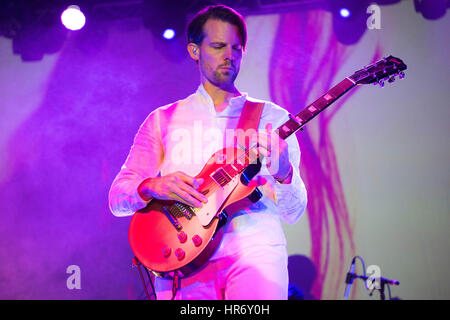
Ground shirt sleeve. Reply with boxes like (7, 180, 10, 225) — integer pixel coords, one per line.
(262, 102, 308, 224)
(273, 130, 308, 224)
(108, 109, 165, 217)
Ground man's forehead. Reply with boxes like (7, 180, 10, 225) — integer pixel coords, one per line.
(202, 19, 241, 43)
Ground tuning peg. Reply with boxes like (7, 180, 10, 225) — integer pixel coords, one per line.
(388, 76, 395, 83)
(398, 71, 405, 79)
(378, 79, 385, 87)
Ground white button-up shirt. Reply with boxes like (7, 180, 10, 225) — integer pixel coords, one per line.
(109, 84, 307, 259)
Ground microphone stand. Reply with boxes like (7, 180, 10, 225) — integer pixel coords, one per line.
(346, 272, 399, 300)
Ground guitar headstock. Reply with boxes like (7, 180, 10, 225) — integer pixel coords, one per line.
(349, 55, 407, 87)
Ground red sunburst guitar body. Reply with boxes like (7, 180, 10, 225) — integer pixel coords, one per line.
(129, 147, 259, 278)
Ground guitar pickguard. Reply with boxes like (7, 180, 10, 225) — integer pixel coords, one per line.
(195, 175, 240, 226)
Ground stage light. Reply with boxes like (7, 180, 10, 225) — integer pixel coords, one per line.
(339, 8, 351, 18)
(142, 0, 188, 42)
(329, 0, 369, 45)
(61, 5, 86, 31)
(162, 28, 175, 40)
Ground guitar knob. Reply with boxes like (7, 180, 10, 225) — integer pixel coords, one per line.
(192, 235, 202, 247)
(161, 246, 171, 258)
(177, 231, 187, 243)
(175, 248, 185, 260)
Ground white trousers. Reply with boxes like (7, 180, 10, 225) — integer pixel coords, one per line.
(154, 244, 289, 300)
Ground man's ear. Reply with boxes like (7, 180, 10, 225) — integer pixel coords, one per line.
(187, 43, 199, 61)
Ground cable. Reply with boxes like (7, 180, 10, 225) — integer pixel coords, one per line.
(386, 283, 392, 300)
(144, 267, 157, 300)
(133, 256, 157, 300)
(136, 261, 151, 300)
(171, 271, 180, 300)
(352, 256, 368, 289)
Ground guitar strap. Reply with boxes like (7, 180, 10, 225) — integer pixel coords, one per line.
(235, 99, 264, 203)
(236, 99, 264, 140)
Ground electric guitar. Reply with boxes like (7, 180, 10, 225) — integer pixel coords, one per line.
(128, 55, 407, 278)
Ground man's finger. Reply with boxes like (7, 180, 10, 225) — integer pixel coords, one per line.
(178, 181, 208, 203)
(171, 187, 204, 208)
(193, 178, 204, 190)
(175, 171, 201, 188)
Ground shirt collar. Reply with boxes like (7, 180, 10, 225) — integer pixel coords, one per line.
(196, 84, 249, 115)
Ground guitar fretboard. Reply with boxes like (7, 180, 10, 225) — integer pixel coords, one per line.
(276, 77, 356, 140)
(216, 77, 357, 181)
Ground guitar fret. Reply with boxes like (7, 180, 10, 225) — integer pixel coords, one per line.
(299, 109, 313, 119)
(307, 105, 317, 113)
(283, 119, 300, 133)
(323, 93, 334, 101)
(295, 116, 304, 123)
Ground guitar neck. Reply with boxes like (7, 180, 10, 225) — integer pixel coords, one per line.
(221, 77, 358, 180)
(229, 77, 357, 176)
(275, 77, 356, 140)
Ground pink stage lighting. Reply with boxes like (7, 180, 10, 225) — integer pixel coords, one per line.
(61, 5, 86, 31)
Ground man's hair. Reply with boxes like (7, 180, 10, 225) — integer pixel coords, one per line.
(186, 5, 247, 50)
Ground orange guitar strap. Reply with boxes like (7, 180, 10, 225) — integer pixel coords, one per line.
(235, 99, 278, 204)
(236, 99, 264, 139)
(234, 99, 265, 203)
(234, 99, 264, 162)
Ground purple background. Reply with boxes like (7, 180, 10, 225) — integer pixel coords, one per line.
(1, 2, 449, 299)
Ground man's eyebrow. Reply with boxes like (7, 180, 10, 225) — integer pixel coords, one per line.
(209, 41, 241, 47)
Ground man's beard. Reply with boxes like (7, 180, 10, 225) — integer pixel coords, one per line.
(212, 67, 238, 88)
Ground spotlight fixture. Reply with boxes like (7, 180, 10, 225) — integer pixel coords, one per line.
(61, 5, 86, 31)
(339, 8, 351, 18)
(329, 0, 369, 45)
(162, 28, 176, 40)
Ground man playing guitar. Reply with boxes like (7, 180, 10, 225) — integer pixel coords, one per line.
(109, 4, 308, 300)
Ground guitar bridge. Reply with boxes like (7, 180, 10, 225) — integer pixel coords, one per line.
(162, 206, 182, 231)
(171, 202, 194, 220)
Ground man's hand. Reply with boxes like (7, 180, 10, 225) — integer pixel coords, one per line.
(252, 123, 293, 183)
(138, 171, 208, 208)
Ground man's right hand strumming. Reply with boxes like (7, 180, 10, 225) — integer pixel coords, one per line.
(137, 171, 208, 208)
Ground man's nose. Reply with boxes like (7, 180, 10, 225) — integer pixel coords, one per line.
(223, 45, 233, 61)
